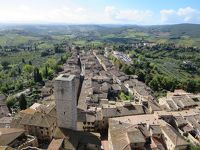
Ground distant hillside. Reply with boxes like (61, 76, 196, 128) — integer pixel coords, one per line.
(1, 23, 200, 37)
(144, 24, 200, 38)
(0, 23, 200, 47)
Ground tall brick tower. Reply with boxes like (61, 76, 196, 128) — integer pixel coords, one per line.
(54, 74, 77, 130)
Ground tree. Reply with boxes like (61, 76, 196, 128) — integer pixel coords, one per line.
(145, 73, 152, 85)
(28, 61, 32, 65)
(1, 61, 10, 70)
(23, 64, 34, 74)
(114, 59, 123, 70)
(6, 97, 17, 110)
(34, 43, 37, 50)
(22, 58, 26, 64)
(18, 66, 21, 74)
(41, 65, 49, 79)
(33, 67, 43, 83)
(54, 44, 64, 53)
(46, 58, 57, 70)
(137, 70, 145, 82)
(59, 56, 65, 64)
(119, 91, 133, 101)
(15, 81, 23, 91)
(41, 50, 50, 57)
(45, 65, 48, 78)
(161, 77, 178, 91)
(55, 65, 63, 74)
(0, 84, 9, 94)
(122, 64, 130, 75)
(18, 94, 27, 110)
(9, 68, 17, 77)
(149, 76, 160, 91)
(185, 79, 197, 93)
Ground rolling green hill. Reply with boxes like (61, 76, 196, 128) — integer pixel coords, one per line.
(1, 23, 200, 47)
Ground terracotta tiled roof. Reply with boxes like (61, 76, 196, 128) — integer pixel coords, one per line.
(161, 125, 188, 147)
(20, 112, 56, 128)
(53, 128, 100, 150)
(0, 128, 25, 145)
(48, 139, 64, 150)
(20, 108, 37, 115)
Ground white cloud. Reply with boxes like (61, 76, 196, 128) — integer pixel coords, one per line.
(47, 8, 88, 23)
(18, 5, 30, 12)
(75, 7, 86, 13)
(105, 6, 120, 19)
(160, 7, 200, 24)
(0, 5, 46, 23)
(0, 3, 199, 25)
(104, 6, 153, 24)
(47, 7, 104, 24)
(0, 4, 107, 24)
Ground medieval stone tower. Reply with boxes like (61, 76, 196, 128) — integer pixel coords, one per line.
(54, 74, 77, 130)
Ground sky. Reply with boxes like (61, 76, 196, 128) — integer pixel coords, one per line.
(0, 0, 200, 25)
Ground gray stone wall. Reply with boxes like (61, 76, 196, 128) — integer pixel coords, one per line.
(54, 74, 77, 130)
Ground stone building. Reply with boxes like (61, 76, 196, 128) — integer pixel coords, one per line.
(0, 117, 13, 128)
(20, 111, 57, 141)
(158, 90, 200, 111)
(161, 125, 189, 150)
(0, 128, 38, 149)
(54, 74, 78, 130)
(108, 114, 190, 150)
(11, 102, 58, 141)
(0, 94, 9, 118)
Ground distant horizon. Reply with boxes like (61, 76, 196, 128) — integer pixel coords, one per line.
(0, 0, 199, 25)
(0, 22, 200, 27)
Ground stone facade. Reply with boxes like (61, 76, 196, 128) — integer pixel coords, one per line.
(54, 74, 77, 130)
(23, 124, 56, 141)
